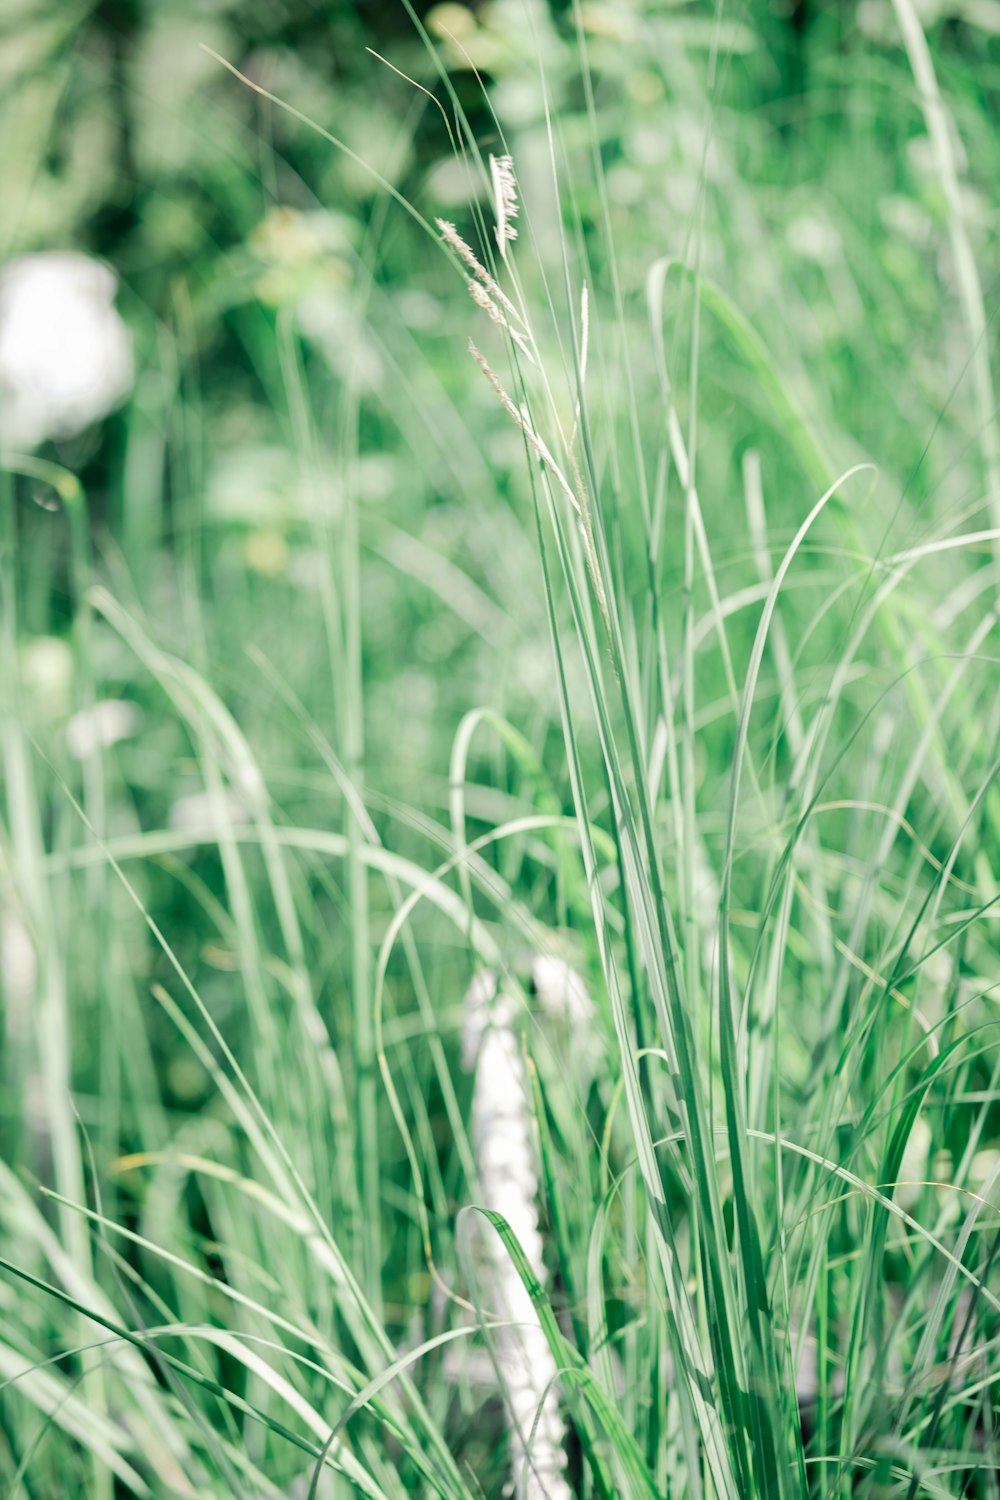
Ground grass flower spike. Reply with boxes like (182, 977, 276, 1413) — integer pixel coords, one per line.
(490, 153, 520, 256)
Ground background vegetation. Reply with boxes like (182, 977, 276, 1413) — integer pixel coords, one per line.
(1, 0, 999, 1495)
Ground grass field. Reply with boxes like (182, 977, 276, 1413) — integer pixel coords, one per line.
(1, 1, 999, 1495)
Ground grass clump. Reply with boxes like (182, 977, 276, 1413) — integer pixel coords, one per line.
(1, 1, 999, 1496)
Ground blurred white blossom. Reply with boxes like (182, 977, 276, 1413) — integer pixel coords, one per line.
(20, 635, 73, 721)
(0, 251, 133, 447)
(168, 788, 250, 834)
(858, 0, 945, 38)
(787, 213, 842, 266)
(897, 1115, 935, 1211)
(530, 954, 593, 1026)
(1, 907, 36, 1015)
(969, 1147, 1000, 1194)
(907, 125, 968, 181)
(66, 699, 141, 759)
(463, 969, 572, 1500)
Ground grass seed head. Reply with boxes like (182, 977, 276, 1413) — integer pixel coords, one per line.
(490, 153, 519, 254)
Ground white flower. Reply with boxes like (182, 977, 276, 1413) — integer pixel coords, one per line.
(530, 954, 593, 1026)
(463, 970, 572, 1500)
(969, 1148, 1000, 1194)
(66, 699, 142, 759)
(1, 907, 36, 1013)
(786, 213, 842, 267)
(0, 251, 133, 448)
(896, 1114, 933, 1211)
(167, 789, 250, 834)
(20, 635, 73, 721)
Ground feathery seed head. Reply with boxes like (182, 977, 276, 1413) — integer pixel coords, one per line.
(468, 279, 507, 327)
(490, 153, 519, 254)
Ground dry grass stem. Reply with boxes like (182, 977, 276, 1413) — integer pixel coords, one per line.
(468, 341, 609, 625)
(436, 218, 525, 328)
(467, 281, 537, 365)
